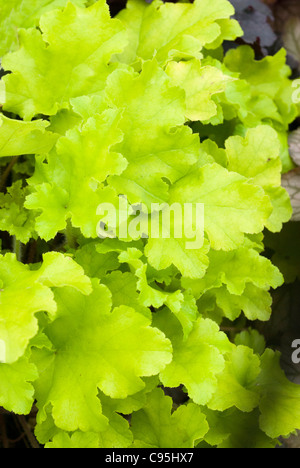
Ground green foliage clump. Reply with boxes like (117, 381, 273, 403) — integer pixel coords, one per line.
(0, 0, 299, 448)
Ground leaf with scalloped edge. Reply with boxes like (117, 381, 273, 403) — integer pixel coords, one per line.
(166, 60, 234, 121)
(0, 252, 91, 364)
(44, 389, 135, 448)
(131, 387, 209, 448)
(25, 110, 125, 240)
(170, 163, 272, 251)
(116, 0, 241, 66)
(2, 1, 127, 120)
(118, 248, 197, 338)
(0, 115, 57, 157)
(0, 353, 38, 414)
(182, 246, 283, 301)
(32, 280, 172, 433)
(257, 349, 300, 439)
(207, 346, 261, 412)
(106, 60, 199, 207)
(224, 45, 297, 128)
(202, 407, 277, 448)
(205, 283, 274, 322)
(225, 125, 292, 231)
(74, 241, 120, 279)
(155, 308, 232, 405)
(101, 270, 151, 319)
(0, 0, 90, 57)
(45, 431, 100, 449)
(145, 237, 210, 281)
(0, 180, 37, 243)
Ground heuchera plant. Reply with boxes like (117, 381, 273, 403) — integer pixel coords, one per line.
(0, 0, 300, 449)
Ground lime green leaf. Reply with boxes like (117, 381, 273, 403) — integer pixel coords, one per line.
(0, 115, 57, 157)
(224, 45, 297, 127)
(225, 126, 292, 231)
(234, 329, 266, 356)
(99, 377, 159, 416)
(118, 248, 195, 337)
(0, 0, 89, 57)
(200, 138, 228, 168)
(0, 180, 36, 243)
(116, 0, 238, 66)
(264, 186, 292, 233)
(101, 270, 151, 319)
(2, 1, 127, 119)
(182, 247, 283, 297)
(24, 183, 69, 241)
(226, 126, 282, 186)
(25, 110, 125, 239)
(223, 79, 278, 127)
(0, 252, 91, 363)
(257, 349, 300, 439)
(157, 310, 232, 405)
(46, 390, 137, 448)
(131, 388, 209, 448)
(44, 401, 134, 448)
(207, 346, 261, 412)
(145, 237, 210, 280)
(74, 241, 120, 279)
(213, 284, 274, 322)
(0, 260, 54, 365)
(106, 60, 198, 206)
(98, 397, 133, 448)
(0, 354, 38, 414)
(170, 163, 272, 251)
(224, 46, 291, 100)
(118, 248, 182, 310)
(197, 283, 273, 322)
(166, 60, 233, 121)
(36, 251, 92, 294)
(45, 431, 99, 449)
(203, 408, 277, 448)
(33, 281, 172, 432)
(34, 406, 60, 445)
(96, 237, 144, 256)
(205, 17, 243, 50)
